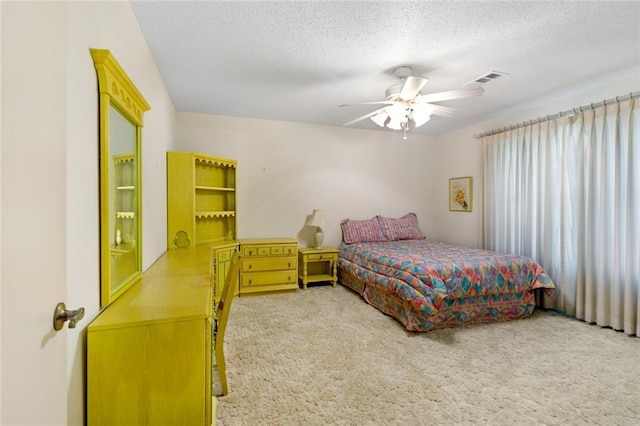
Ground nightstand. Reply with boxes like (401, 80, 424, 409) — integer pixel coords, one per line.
(297, 247, 339, 289)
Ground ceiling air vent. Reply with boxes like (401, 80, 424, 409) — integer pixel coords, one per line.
(465, 70, 509, 86)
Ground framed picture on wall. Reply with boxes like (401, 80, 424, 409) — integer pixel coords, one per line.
(449, 176, 473, 212)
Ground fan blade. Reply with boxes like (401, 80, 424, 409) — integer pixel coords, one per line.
(339, 101, 394, 107)
(399, 76, 428, 101)
(430, 104, 457, 117)
(343, 106, 389, 127)
(416, 86, 485, 103)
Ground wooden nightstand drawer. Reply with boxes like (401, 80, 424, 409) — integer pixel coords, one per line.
(242, 257, 296, 273)
(307, 252, 337, 261)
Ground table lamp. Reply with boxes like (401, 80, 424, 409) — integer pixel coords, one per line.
(307, 209, 328, 249)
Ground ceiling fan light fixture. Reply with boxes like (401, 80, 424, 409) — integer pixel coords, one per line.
(412, 115, 431, 128)
(386, 102, 408, 121)
(370, 110, 389, 127)
(411, 103, 435, 127)
(342, 64, 485, 137)
(386, 117, 403, 130)
(385, 83, 402, 99)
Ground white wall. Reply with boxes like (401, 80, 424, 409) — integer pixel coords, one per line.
(430, 68, 640, 248)
(1, 1, 175, 424)
(0, 1, 3, 419)
(67, 1, 175, 275)
(175, 69, 639, 251)
(175, 113, 436, 247)
(174, 69, 639, 249)
(64, 3, 175, 424)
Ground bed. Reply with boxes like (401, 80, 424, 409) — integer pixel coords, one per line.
(337, 213, 556, 332)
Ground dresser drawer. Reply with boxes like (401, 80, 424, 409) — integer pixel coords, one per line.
(242, 257, 296, 273)
(241, 271, 297, 287)
(242, 244, 297, 257)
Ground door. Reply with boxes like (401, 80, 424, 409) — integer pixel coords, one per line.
(1, 2, 76, 424)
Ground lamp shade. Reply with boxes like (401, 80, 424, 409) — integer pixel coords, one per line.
(386, 118, 403, 130)
(368, 100, 436, 136)
(307, 209, 328, 227)
(411, 103, 435, 127)
(307, 209, 327, 249)
(386, 102, 408, 121)
(370, 110, 389, 127)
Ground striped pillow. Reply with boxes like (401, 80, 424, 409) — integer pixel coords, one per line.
(340, 217, 388, 244)
(379, 213, 426, 241)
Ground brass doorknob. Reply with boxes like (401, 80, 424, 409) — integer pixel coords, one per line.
(53, 302, 85, 331)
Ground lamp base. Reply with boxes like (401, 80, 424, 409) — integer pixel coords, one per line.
(313, 227, 324, 249)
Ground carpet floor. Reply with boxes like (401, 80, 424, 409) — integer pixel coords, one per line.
(216, 284, 640, 426)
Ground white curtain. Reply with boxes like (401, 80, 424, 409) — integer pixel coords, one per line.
(482, 97, 639, 336)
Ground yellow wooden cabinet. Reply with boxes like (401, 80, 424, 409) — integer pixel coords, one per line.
(110, 153, 137, 287)
(87, 245, 217, 425)
(239, 238, 298, 295)
(113, 153, 135, 245)
(167, 151, 237, 249)
(167, 151, 239, 302)
(211, 242, 240, 300)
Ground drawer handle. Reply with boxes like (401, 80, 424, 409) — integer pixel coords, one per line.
(248, 279, 252, 285)
(248, 264, 252, 269)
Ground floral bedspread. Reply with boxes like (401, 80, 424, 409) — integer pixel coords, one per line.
(338, 240, 555, 317)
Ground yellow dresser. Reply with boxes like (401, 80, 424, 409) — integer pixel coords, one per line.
(87, 245, 217, 425)
(239, 238, 298, 295)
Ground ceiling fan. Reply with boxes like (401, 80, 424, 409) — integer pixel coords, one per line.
(340, 66, 485, 138)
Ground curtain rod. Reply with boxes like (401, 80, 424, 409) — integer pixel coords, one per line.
(473, 91, 640, 139)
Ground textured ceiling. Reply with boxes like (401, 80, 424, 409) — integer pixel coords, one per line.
(130, 1, 640, 136)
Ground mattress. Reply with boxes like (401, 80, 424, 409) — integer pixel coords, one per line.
(337, 239, 555, 331)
